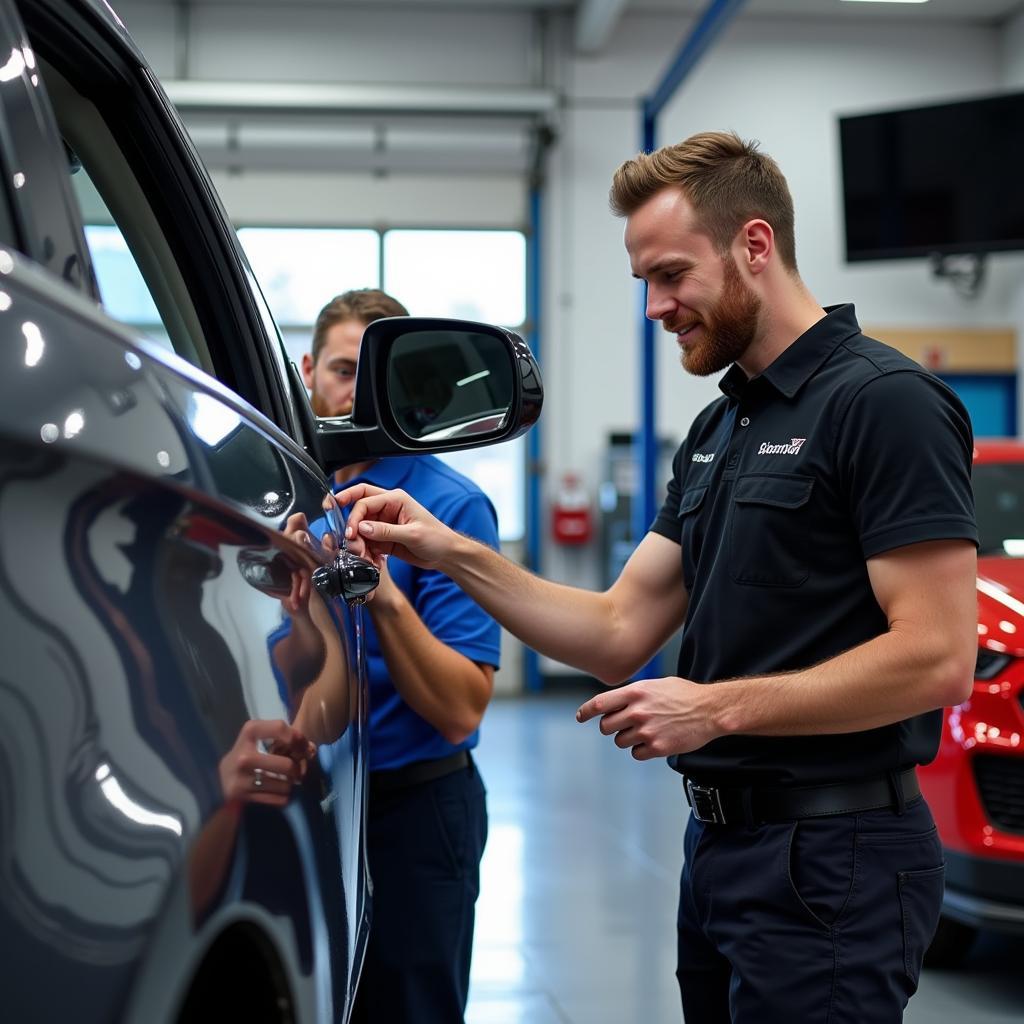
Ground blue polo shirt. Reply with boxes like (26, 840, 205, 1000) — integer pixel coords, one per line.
(338, 455, 501, 771)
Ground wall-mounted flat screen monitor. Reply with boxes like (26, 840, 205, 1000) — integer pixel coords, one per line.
(839, 92, 1024, 262)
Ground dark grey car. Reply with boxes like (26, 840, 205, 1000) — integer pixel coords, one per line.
(0, 2, 542, 1021)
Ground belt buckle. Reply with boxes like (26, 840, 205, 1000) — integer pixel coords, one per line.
(686, 779, 726, 824)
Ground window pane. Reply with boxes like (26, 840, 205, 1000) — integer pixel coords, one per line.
(85, 225, 162, 324)
(73, 157, 194, 362)
(84, 224, 172, 353)
(383, 230, 525, 326)
(238, 227, 380, 327)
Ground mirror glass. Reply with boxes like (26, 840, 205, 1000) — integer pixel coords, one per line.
(386, 330, 513, 442)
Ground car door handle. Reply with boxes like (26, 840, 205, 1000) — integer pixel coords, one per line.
(312, 551, 380, 605)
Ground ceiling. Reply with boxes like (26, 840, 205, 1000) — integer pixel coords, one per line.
(134, 0, 1024, 57)
(149, 0, 1023, 175)
(135, 0, 1024, 21)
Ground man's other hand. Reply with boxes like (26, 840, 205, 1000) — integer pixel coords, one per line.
(337, 484, 457, 569)
(576, 676, 721, 760)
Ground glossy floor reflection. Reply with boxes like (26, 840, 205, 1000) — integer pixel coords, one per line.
(467, 692, 1024, 1024)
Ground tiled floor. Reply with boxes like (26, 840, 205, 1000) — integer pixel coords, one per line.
(466, 693, 1024, 1024)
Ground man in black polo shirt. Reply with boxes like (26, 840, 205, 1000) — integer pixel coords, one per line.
(338, 131, 978, 1022)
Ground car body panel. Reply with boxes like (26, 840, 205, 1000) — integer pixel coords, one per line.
(0, 0, 378, 1007)
(0, 249, 370, 1021)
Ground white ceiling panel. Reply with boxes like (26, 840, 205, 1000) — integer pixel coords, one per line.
(123, 0, 1023, 16)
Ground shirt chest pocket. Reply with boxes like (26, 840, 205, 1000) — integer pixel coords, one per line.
(730, 474, 814, 587)
(677, 484, 708, 588)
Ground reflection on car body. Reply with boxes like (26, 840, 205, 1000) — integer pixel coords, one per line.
(0, 277, 367, 1021)
(0, 2, 542, 1022)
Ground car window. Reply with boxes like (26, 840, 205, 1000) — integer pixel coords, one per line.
(40, 59, 214, 374)
(82, 222, 172, 351)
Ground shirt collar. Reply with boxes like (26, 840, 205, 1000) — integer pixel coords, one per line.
(719, 303, 862, 402)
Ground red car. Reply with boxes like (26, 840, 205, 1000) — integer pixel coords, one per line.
(921, 440, 1024, 965)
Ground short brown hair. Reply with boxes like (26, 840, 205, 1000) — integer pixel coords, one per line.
(310, 288, 409, 364)
(609, 130, 798, 271)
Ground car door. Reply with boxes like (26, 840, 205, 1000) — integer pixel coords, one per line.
(0, 1, 373, 1021)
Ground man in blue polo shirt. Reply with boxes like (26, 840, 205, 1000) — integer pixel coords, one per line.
(302, 288, 500, 1024)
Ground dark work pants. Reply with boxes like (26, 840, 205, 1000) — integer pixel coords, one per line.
(676, 796, 945, 1023)
(351, 758, 487, 1024)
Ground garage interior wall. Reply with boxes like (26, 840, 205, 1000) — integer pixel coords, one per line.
(114, 1, 1024, 686)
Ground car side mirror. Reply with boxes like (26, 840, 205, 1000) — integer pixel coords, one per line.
(314, 317, 542, 474)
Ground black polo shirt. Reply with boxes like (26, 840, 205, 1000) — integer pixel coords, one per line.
(651, 304, 977, 787)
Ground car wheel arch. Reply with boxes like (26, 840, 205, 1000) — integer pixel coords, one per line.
(174, 920, 298, 1024)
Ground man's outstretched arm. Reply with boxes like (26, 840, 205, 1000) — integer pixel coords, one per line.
(339, 483, 688, 684)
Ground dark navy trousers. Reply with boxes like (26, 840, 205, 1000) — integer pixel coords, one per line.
(677, 796, 945, 1023)
(351, 759, 487, 1024)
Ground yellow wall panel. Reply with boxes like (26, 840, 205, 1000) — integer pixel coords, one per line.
(865, 326, 1017, 373)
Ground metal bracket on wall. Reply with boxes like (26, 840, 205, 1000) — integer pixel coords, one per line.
(929, 252, 987, 301)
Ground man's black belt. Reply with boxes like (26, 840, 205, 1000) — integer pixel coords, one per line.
(683, 768, 920, 826)
(369, 749, 470, 798)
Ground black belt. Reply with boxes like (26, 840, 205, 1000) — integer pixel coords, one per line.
(369, 750, 470, 797)
(683, 768, 920, 826)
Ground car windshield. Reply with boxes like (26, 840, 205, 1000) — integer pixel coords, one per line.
(974, 462, 1024, 557)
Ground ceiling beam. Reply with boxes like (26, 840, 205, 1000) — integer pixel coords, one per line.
(643, 0, 748, 121)
(575, 0, 631, 53)
(164, 80, 558, 118)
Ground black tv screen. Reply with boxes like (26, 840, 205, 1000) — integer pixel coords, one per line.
(839, 92, 1024, 261)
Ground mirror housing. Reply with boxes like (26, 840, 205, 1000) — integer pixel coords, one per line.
(315, 317, 542, 474)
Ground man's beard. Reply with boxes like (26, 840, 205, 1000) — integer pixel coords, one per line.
(680, 255, 761, 377)
(310, 388, 352, 418)
(310, 388, 332, 417)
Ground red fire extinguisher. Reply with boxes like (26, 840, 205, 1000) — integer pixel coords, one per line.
(551, 472, 593, 545)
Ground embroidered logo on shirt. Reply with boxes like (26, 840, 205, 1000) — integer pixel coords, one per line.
(757, 438, 807, 456)
(691, 452, 715, 463)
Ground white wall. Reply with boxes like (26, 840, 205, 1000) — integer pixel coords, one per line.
(542, 11, 1024, 608)
(116, 1, 537, 226)
(116, 3, 536, 86)
(209, 170, 527, 228)
(657, 15, 1021, 327)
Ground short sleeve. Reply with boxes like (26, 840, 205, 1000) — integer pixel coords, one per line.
(650, 442, 687, 543)
(835, 370, 977, 558)
(411, 491, 502, 668)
